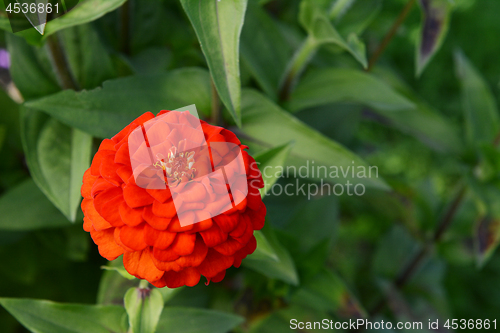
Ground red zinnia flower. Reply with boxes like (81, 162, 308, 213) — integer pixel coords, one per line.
(81, 110, 266, 288)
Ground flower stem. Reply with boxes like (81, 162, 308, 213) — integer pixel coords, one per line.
(46, 34, 79, 90)
(366, 0, 417, 72)
(278, 35, 318, 102)
(139, 279, 149, 289)
(367, 184, 466, 320)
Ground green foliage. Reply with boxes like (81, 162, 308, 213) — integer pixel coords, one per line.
(25, 69, 212, 138)
(416, 0, 452, 76)
(1, 0, 500, 332)
(244, 221, 299, 285)
(179, 0, 247, 126)
(0, 298, 128, 333)
(0, 179, 70, 230)
(455, 51, 500, 146)
(253, 142, 294, 197)
(156, 307, 244, 333)
(125, 287, 164, 333)
(299, 0, 367, 68)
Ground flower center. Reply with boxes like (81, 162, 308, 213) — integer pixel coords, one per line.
(154, 146, 196, 183)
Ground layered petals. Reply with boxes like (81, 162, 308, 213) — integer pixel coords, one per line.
(82, 110, 266, 288)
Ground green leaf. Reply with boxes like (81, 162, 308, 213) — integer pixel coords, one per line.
(15, 0, 127, 45)
(179, 0, 248, 126)
(59, 23, 117, 89)
(240, 1, 292, 100)
(0, 179, 70, 230)
(21, 108, 92, 221)
(416, 0, 452, 76)
(474, 215, 500, 268)
(241, 89, 389, 189)
(288, 67, 415, 112)
(253, 142, 294, 198)
(334, 0, 382, 36)
(26, 68, 211, 138)
(6, 33, 60, 100)
(250, 230, 279, 262)
(290, 67, 462, 153)
(25, 68, 212, 138)
(125, 287, 164, 333)
(455, 51, 500, 146)
(97, 257, 139, 305)
(299, 0, 367, 68)
(244, 222, 299, 285)
(101, 266, 136, 281)
(156, 307, 244, 333)
(37, 223, 90, 262)
(292, 268, 366, 318)
(0, 298, 128, 333)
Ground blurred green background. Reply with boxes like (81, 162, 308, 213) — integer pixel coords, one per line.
(0, 0, 500, 332)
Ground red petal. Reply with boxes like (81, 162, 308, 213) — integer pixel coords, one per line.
(188, 217, 213, 233)
(161, 267, 201, 288)
(248, 203, 266, 230)
(229, 215, 247, 238)
(112, 112, 154, 144)
(123, 248, 164, 282)
(117, 165, 133, 183)
(171, 233, 196, 256)
(233, 235, 257, 268)
(113, 227, 135, 252)
(232, 216, 253, 245)
(220, 128, 241, 145)
(94, 187, 124, 227)
(99, 154, 123, 186)
(152, 199, 177, 218)
(81, 169, 97, 199)
(246, 182, 262, 211)
(115, 141, 131, 165)
(213, 213, 239, 233)
(213, 238, 244, 256)
(117, 224, 148, 251)
(210, 270, 226, 284)
(119, 202, 144, 227)
(83, 217, 93, 232)
(81, 198, 113, 230)
(175, 237, 208, 268)
(143, 205, 172, 230)
(178, 182, 207, 202)
(151, 257, 182, 272)
(152, 246, 180, 262)
(91, 177, 117, 198)
(200, 223, 228, 247)
(143, 223, 176, 249)
(99, 139, 116, 151)
(90, 150, 112, 176)
(167, 216, 194, 232)
(197, 249, 234, 278)
(146, 188, 171, 203)
(201, 122, 223, 141)
(123, 183, 154, 208)
(90, 228, 124, 260)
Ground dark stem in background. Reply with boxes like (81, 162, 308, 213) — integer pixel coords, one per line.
(210, 80, 222, 126)
(363, 127, 500, 323)
(120, 0, 131, 55)
(366, 0, 417, 72)
(365, 185, 466, 322)
(46, 34, 79, 90)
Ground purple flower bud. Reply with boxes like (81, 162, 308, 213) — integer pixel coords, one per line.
(0, 49, 10, 69)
